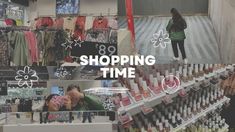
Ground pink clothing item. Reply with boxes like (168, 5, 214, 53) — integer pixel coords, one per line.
(108, 18, 118, 30)
(24, 31, 38, 63)
(54, 17, 64, 29)
(93, 17, 108, 29)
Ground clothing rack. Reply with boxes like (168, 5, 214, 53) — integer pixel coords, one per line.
(0, 26, 30, 31)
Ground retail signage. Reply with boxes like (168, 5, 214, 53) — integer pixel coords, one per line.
(56, 0, 80, 15)
(0, 81, 7, 95)
(71, 42, 117, 57)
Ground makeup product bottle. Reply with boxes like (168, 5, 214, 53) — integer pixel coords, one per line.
(142, 81, 151, 98)
(187, 107, 192, 118)
(209, 64, 213, 73)
(133, 83, 143, 101)
(176, 113, 182, 125)
(158, 123, 164, 132)
(178, 66, 183, 75)
(204, 64, 209, 74)
(171, 116, 177, 128)
(188, 67, 193, 81)
(199, 64, 204, 76)
(121, 93, 131, 106)
(192, 102, 197, 115)
(182, 109, 187, 121)
(152, 78, 160, 94)
(194, 64, 199, 78)
(164, 120, 171, 132)
(182, 68, 188, 83)
(201, 97, 206, 109)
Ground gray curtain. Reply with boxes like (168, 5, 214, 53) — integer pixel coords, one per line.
(118, 0, 208, 16)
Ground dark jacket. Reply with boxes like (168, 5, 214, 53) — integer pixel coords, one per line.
(166, 19, 187, 41)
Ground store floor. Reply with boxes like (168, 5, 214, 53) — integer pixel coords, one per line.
(119, 16, 221, 64)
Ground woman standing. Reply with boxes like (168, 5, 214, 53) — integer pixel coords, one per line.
(166, 8, 187, 64)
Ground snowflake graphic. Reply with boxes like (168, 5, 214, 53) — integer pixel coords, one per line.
(151, 30, 171, 48)
(74, 36, 84, 47)
(54, 67, 71, 78)
(61, 39, 73, 50)
(15, 66, 39, 88)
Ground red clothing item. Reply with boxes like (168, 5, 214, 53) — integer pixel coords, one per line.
(5, 19, 16, 26)
(36, 17, 54, 28)
(54, 17, 64, 29)
(92, 17, 108, 29)
(24, 31, 38, 63)
(74, 16, 86, 40)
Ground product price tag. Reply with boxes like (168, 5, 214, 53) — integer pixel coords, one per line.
(71, 41, 117, 57)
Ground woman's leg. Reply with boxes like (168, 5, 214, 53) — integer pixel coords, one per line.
(171, 41, 179, 58)
(178, 40, 187, 59)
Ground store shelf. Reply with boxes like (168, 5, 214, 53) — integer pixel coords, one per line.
(118, 68, 229, 116)
(173, 97, 230, 132)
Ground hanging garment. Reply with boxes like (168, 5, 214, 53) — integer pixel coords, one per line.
(85, 28, 110, 43)
(92, 16, 108, 29)
(36, 17, 54, 29)
(43, 31, 56, 65)
(12, 31, 30, 66)
(63, 17, 76, 32)
(35, 31, 45, 63)
(0, 31, 9, 66)
(108, 17, 118, 30)
(109, 30, 117, 43)
(24, 31, 38, 63)
(85, 16, 93, 30)
(54, 17, 64, 29)
(16, 19, 23, 26)
(74, 16, 86, 40)
(54, 30, 67, 61)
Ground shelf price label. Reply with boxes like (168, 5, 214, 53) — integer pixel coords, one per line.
(71, 41, 117, 57)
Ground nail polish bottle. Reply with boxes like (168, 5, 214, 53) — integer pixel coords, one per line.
(182, 109, 187, 121)
(199, 64, 204, 76)
(161, 116, 165, 123)
(179, 106, 183, 114)
(149, 74, 154, 88)
(188, 67, 194, 81)
(142, 81, 151, 98)
(133, 83, 143, 102)
(121, 93, 131, 106)
(192, 103, 197, 115)
(182, 68, 188, 83)
(158, 123, 164, 132)
(187, 107, 192, 118)
(202, 98, 206, 110)
(204, 64, 210, 74)
(168, 113, 172, 120)
(171, 116, 177, 128)
(178, 66, 183, 79)
(194, 64, 199, 78)
(176, 113, 182, 125)
(164, 120, 171, 132)
(152, 78, 160, 94)
(206, 97, 210, 107)
(209, 64, 213, 73)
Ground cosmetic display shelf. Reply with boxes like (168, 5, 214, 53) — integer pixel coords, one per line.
(118, 66, 229, 116)
(173, 97, 230, 132)
(118, 80, 197, 116)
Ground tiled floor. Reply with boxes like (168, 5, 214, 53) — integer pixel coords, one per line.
(119, 16, 221, 64)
